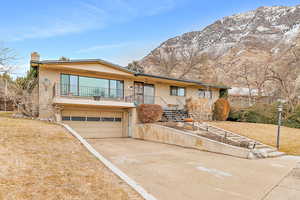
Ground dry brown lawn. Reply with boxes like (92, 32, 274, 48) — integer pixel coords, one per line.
(207, 121, 300, 156)
(0, 113, 143, 200)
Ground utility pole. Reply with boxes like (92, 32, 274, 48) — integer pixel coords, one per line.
(277, 103, 283, 149)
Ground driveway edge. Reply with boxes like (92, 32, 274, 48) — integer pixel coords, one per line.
(59, 123, 157, 200)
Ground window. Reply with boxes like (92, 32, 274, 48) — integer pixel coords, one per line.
(62, 116, 121, 122)
(199, 89, 212, 99)
(114, 118, 122, 122)
(60, 74, 124, 98)
(109, 80, 124, 98)
(170, 86, 185, 96)
(71, 116, 86, 121)
(61, 74, 70, 95)
(101, 117, 115, 122)
(144, 84, 155, 104)
(62, 116, 71, 121)
(70, 75, 79, 96)
(87, 117, 100, 121)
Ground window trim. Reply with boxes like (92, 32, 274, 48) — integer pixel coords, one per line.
(170, 86, 186, 97)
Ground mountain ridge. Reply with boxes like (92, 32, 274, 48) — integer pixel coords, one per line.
(139, 4, 300, 94)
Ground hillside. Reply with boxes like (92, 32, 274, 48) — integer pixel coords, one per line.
(140, 5, 300, 97)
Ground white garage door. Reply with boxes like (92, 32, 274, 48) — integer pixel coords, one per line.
(62, 109, 125, 138)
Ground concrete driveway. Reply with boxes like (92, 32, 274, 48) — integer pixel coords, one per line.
(87, 138, 300, 200)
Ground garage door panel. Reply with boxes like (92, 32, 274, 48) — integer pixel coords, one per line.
(74, 126, 122, 132)
(62, 109, 125, 139)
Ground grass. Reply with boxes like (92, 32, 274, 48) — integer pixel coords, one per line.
(207, 121, 300, 155)
(0, 113, 142, 200)
(0, 111, 14, 117)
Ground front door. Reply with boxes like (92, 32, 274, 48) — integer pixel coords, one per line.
(134, 82, 155, 104)
(134, 82, 144, 104)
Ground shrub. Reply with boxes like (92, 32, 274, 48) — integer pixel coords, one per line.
(283, 105, 300, 128)
(228, 103, 278, 124)
(213, 98, 230, 121)
(227, 103, 300, 128)
(137, 104, 163, 123)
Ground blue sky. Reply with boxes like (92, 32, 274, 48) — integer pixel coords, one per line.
(1, 0, 298, 76)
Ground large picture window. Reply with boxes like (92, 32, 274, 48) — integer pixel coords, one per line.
(60, 74, 124, 98)
(170, 86, 185, 96)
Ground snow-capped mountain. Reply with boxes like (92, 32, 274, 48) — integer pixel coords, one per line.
(140, 5, 300, 87)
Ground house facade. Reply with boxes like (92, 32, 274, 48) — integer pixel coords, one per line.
(30, 52, 228, 139)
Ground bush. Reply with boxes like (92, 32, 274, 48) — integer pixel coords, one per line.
(213, 98, 230, 121)
(137, 104, 163, 123)
(227, 103, 300, 129)
(283, 105, 300, 128)
(228, 103, 277, 124)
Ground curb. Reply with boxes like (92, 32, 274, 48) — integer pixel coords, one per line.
(60, 123, 157, 200)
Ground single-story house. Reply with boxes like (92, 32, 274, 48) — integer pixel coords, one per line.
(30, 52, 228, 138)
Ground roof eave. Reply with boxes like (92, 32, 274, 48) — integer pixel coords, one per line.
(30, 59, 135, 74)
(134, 73, 230, 89)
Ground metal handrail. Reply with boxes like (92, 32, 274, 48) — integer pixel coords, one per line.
(192, 122, 257, 149)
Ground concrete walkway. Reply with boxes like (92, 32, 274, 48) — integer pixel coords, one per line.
(88, 138, 300, 200)
(263, 161, 300, 199)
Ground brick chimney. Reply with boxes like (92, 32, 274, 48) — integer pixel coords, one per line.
(31, 52, 40, 61)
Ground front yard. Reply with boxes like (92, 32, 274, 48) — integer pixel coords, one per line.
(207, 121, 300, 155)
(0, 113, 142, 200)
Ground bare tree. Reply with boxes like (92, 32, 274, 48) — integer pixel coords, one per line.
(127, 61, 144, 73)
(147, 47, 181, 77)
(0, 46, 17, 73)
(145, 44, 217, 82)
(177, 46, 203, 79)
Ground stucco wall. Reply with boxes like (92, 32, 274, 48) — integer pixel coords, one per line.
(134, 123, 253, 159)
(38, 67, 60, 119)
(37, 63, 220, 119)
(153, 83, 219, 109)
(38, 66, 134, 119)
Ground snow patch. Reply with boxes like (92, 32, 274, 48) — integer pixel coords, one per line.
(274, 24, 290, 32)
(257, 26, 270, 32)
(284, 24, 300, 42)
(229, 10, 256, 20)
(236, 50, 246, 56)
(204, 42, 235, 56)
(271, 47, 280, 54)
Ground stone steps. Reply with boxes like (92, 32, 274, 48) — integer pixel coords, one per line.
(191, 122, 286, 159)
(267, 151, 286, 158)
(162, 109, 188, 122)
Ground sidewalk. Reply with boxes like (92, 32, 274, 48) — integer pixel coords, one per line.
(264, 159, 300, 200)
